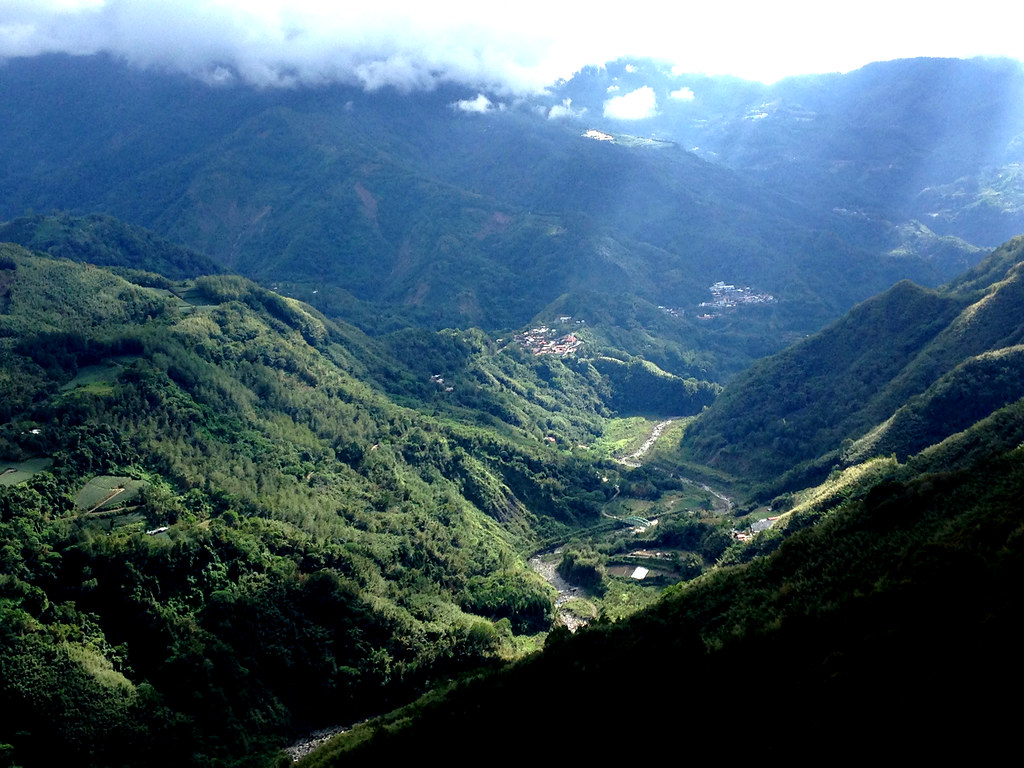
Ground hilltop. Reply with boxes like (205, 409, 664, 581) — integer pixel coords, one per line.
(681, 235, 1024, 497)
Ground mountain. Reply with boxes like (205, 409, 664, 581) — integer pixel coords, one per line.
(549, 56, 1024, 247)
(0, 54, 992, 378)
(294, 237, 1024, 764)
(306, 431, 1024, 763)
(681, 235, 1024, 496)
(4, 50, 1024, 767)
(2, 228, 741, 765)
(0, 212, 222, 280)
(0, 242, 652, 765)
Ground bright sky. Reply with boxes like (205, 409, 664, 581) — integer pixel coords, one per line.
(1, 0, 1021, 91)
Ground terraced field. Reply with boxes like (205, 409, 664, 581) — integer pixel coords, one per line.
(74, 475, 146, 513)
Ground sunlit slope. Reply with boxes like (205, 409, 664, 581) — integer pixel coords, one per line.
(552, 57, 1024, 246)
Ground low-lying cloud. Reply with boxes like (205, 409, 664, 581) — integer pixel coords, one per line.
(603, 86, 658, 120)
(452, 93, 502, 113)
(0, 0, 582, 92)
(548, 97, 585, 120)
(2, 1, 1021, 92)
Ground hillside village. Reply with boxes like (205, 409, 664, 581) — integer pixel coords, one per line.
(691, 281, 777, 319)
(658, 281, 777, 320)
(511, 321, 585, 357)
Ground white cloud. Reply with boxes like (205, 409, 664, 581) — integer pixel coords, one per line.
(606, 84, 619, 93)
(0, 1, 586, 92)
(603, 86, 657, 120)
(452, 93, 496, 113)
(548, 97, 584, 119)
(0, 1, 1021, 92)
(669, 87, 695, 101)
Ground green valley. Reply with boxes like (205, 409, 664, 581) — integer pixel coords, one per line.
(0, 241, 731, 766)
(292, 233, 1024, 766)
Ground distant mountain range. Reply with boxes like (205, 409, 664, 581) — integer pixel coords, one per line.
(4, 54, 1016, 377)
(547, 56, 1024, 246)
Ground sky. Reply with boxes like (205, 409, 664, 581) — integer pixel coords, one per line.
(1, 0, 1021, 93)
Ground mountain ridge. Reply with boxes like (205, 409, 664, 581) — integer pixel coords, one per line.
(681, 235, 1024, 495)
(1, 53, 991, 358)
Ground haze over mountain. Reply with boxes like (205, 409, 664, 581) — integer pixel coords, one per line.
(3, 53, 1018, 381)
(549, 56, 1024, 245)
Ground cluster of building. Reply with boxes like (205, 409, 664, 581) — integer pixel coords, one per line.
(696, 281, 776, 319)
(513, 325, 584, 357)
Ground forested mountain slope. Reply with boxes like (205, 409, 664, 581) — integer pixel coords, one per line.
(302, 403, 1024, 764)
(3, 50, 1024, 767)
(300, 243, 1024, 765)
(0, 244, 650, 766)
(0, 54, 981, 362)
(0, 212, 722, 422)
(681, 235, 1024, 495)
(0, 212, 223, 280)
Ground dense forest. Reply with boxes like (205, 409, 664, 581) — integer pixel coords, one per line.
(0, 238, 733, 765)
(4, 224, 1024, 765)
(0, 244, 601, 765)
(303, 417, 1024, 762)
(681, 235, 1024, 498)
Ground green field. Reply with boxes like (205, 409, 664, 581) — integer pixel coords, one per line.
(0, 457, 54, 486)
(642, 418, 693, 463)
(590, 417, 653, 458)
(176, 285, 219, 308)
(74, 475, 146, 513)
(60, 363, 122, 395)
